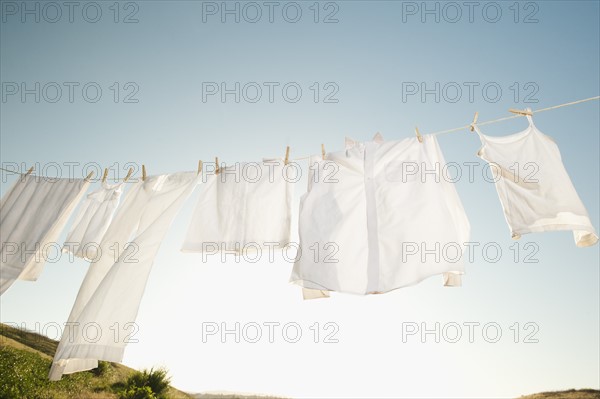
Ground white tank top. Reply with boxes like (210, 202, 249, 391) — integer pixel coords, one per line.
(290, 134, 471, 295)
(62, 181, 123, 261)
(474, 114, 598, 247)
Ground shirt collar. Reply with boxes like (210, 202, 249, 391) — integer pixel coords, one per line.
(344, 133, 385, 150)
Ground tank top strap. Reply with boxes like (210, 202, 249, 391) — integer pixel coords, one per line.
(525, 108, 535, 127)
(470, 124, 485, 157)
(471, 123, 485, 139)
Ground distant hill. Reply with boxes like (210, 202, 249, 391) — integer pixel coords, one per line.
(0, 322, 191, 399)
(191, 389, 600, 399)
(518, 389, 600, 399)
(190, 389, 600, 399)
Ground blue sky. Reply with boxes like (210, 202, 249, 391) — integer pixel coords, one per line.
(1, 1, 599, 397)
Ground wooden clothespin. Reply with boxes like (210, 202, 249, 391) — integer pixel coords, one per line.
(415, 127, 423, 143)
(215, 157, 220, 175)
(102, 168, 108, 183)
(85, 171, 94, 182)
(469, 112, 479, 132)
(24, 166, 34, 176)
(321, 144, 326, 160)
(509, 108, 533, 116)
(142, 165, 147, 181)
(197, 160, 203, 175)
(123, 168, 133, 182)
(284, 146, 290, 165)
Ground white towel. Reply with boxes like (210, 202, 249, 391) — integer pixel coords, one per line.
(181, 160, 293, 252)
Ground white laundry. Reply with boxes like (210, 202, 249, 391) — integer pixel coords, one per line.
(49, 172, 199, 380)
(474, 113, 598, 247)
(290, 133, 471, 296)
(181, 160, 292, 253)
(0, 173, 90, 295)
(62, 181, 123, 261)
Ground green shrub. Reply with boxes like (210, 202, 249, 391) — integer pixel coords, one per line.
(90, 360, 113, 377)
(121, 367, 171, 399)
(120, 385, 157, 399)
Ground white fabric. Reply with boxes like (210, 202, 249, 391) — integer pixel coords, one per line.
(0, 174, 90, 295)
(62, 181, 123, 260)
(302, 288, 330, 300)
(181, 160, 292, 252)
(49, 172, 199, 380)
(475, 114, 598, 247)
(290, 134, 470, 295)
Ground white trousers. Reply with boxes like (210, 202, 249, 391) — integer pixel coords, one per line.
(49, 172, 199, 380)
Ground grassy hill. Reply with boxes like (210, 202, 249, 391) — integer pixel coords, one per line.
(0, 322, 191, 399)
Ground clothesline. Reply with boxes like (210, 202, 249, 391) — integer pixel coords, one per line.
(290, 95, 600, 161)
(1, 96, 598, 174)
(429, 95, 600, 136)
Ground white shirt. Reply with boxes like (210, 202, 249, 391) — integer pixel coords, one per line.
(291, 134, 471, 295)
